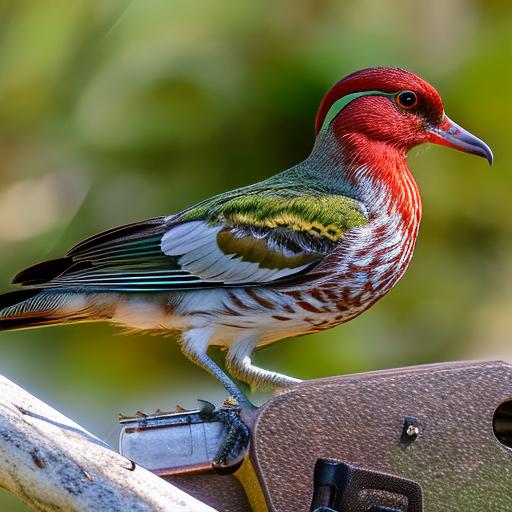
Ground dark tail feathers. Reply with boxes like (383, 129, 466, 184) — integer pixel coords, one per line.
(0, 288, 87, 332)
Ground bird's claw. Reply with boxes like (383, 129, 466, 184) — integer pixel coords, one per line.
(198, 399, 251, 470)
(197, 399, 217, 418)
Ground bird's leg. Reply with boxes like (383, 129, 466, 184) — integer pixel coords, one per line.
(226, 335, 302, 391)
(179, 328, 253, 408)
(179, 328, 253, 467)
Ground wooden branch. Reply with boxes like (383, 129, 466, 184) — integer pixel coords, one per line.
(0, 375, 217, 512)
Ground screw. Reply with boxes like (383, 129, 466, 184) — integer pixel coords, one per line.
(401, 415, 420, 447)
(406, 425, 420, 437)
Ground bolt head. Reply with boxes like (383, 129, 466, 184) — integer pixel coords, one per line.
(406, 425, 420, 437)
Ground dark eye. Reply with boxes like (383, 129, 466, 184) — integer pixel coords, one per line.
(396, 90, 418, 109)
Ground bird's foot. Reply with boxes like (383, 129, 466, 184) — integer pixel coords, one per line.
(198, 398, 252, 471)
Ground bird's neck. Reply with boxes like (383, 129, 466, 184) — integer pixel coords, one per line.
(306, 129, 422, 229)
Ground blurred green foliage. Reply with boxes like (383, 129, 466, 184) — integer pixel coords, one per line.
(0, 1, 510, 509)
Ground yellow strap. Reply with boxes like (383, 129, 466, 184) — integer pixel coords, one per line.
(234, 457, 269, 512)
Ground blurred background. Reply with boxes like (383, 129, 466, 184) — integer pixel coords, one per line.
(0, 0, 510, 508)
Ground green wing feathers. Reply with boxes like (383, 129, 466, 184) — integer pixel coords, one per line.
(182, 194, 367, 241)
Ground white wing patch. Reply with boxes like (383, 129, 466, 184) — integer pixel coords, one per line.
(161, 220, 312, 285)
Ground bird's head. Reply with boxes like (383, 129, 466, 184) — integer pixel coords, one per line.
(315, 67, 492, 165)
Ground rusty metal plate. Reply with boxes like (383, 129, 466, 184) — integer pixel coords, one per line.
(166, 474, 252, 512)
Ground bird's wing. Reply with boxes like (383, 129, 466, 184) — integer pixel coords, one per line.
(13, 192, 367, 291)
(162, 193, 367, 284)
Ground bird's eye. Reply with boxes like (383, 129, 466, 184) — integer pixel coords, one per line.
(396, 90, 418, 109)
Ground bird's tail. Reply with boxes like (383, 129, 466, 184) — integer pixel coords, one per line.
(0, 289, 92, 331)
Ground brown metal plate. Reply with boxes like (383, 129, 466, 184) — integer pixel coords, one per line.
(250, 361, 512, 511)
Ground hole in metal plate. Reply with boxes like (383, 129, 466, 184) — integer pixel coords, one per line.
(493, 398, 512, 449)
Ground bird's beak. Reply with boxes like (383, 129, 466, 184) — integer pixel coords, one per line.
(427, 115, 493, 165)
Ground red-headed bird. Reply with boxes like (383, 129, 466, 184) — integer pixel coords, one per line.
(0, 68, 492, 404)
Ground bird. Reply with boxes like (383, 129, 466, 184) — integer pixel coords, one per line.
(0, 67, 492, 410)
